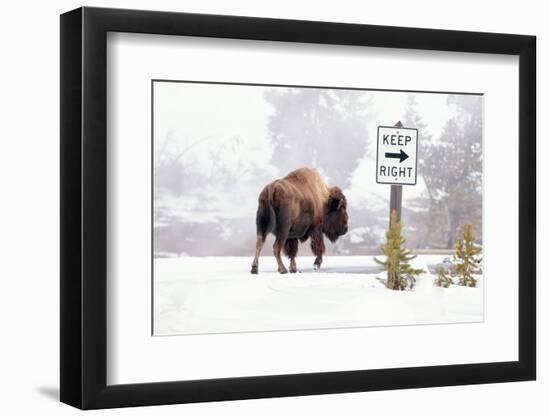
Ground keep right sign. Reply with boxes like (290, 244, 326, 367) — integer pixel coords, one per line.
(376, 125, 418, 186)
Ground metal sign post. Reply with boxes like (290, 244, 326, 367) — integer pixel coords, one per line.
(389, 183, 403, 224)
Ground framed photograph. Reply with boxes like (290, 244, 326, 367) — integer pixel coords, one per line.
(60, 6, 536, 409)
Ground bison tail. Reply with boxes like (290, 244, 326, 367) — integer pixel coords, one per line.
(256, 199, 276, 238)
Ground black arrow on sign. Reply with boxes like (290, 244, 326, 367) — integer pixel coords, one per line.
(385, 149, 409, 163)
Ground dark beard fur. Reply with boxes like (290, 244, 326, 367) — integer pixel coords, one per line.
(324, 231, 340, 243)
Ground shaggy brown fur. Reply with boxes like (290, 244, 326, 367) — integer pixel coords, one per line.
(251, 168, 348, 274)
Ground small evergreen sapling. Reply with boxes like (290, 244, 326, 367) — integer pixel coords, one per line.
(453, 223, 482, 287)
(434, 267, 454, 288)
(375, 210, 424, 290)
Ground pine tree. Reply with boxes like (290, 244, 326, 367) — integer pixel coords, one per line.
(434, 267, 454, 288)
(375, 210, 425, 290)
(453, 223, 482, 287)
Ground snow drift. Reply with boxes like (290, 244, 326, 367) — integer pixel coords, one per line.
(153, 255, 483, 336)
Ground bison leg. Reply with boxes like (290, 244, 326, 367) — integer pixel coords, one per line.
(274, 240, 288, 274)
(273, 222, 291, 275)
(283, 238, 299, 273)
(250, 234, 266, 274)
(310, 229, 325, 271)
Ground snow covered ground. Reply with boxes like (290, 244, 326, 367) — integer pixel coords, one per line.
(153, 255, 483, 336)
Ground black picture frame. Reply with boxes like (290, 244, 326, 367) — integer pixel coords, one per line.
(60, 6, 536, 410)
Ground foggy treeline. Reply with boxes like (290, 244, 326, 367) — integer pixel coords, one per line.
(403, 94, 482, 249)
(154, 86, 482, 257)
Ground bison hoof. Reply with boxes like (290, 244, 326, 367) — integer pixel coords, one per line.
(289, 267, 298, 274)
(279, 268, 288, 274)
(250, 265, 258, 274)
(313, 263, 321, 271)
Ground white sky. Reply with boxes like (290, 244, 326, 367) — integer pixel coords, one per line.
(154, 82, 274, 167)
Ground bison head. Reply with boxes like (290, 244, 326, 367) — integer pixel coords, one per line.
(323, 186, 349, 242)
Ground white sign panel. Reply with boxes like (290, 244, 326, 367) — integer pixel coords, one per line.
(376, 125, 418, 185)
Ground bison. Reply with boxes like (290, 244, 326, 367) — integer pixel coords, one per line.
(250, 167, 348, 274)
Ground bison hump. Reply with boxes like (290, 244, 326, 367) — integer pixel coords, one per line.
(284, 168, 329, 195)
